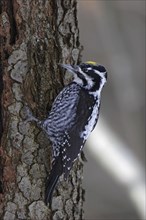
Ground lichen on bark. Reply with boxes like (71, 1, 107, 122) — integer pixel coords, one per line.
(0, 0, 84, 219)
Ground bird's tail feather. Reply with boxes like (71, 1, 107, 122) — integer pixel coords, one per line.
(45, 157, 62, 205)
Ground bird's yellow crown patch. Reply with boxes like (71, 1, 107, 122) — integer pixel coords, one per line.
(85, 61, 97, 65)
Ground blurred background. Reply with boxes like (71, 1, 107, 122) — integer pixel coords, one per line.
(78, 1, 145, 220)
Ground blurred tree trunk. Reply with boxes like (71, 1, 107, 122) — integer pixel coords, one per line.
(0, 1, 84, 219)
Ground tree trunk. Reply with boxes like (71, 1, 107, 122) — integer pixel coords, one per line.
(0, 1, 84, 219)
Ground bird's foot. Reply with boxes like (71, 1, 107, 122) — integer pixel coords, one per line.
(24, 106, 39, 124)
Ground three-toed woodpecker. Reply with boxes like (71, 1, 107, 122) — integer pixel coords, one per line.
(27, 61, 107, 205)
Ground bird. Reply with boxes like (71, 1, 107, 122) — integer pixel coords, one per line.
(26, 61, 107, 205)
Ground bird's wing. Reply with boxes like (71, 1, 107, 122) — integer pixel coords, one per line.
(46, 82, 98, 136)
(47, 83, 81, 133)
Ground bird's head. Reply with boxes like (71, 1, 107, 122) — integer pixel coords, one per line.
(61, 61, 107, 92)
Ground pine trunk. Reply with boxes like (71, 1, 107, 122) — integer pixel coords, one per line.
(0, 1, 84, 219)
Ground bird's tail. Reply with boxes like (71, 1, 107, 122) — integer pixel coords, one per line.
(45, 156, 62, 206)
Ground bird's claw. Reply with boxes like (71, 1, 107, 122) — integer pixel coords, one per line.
(24, 106, 38, 124)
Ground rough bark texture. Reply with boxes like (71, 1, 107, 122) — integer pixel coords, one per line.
(0, 1, 84, 219)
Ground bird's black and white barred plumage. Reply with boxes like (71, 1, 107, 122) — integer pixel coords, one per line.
(27, 61, 107, 205)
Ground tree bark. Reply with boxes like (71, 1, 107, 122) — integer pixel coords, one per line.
(0, 1, 84, 219)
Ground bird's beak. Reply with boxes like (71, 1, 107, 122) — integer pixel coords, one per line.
(60, 64, 78, 74)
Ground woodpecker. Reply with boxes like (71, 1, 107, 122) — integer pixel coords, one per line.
(27, 61, 107, 205)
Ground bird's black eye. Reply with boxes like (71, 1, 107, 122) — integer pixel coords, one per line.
(80, 66, 88, 73)
(95, 65, 106, 73)
(84, 68, 89, 73)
